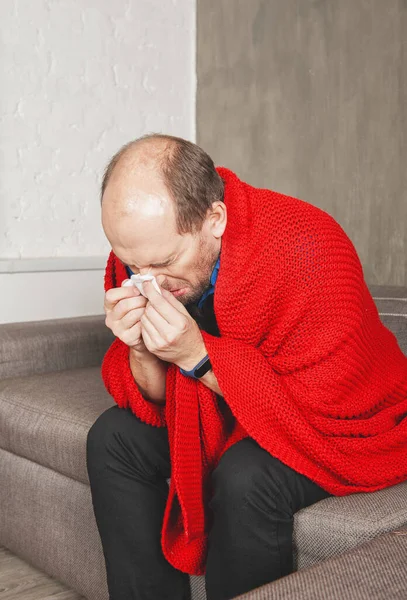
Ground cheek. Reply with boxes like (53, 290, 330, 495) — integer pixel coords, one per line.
(170, 275, 194, 291)
(166, 257, 197, 286)
(168, 266, 189, 283)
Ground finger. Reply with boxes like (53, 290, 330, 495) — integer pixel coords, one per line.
(121, 320, 142, 347)
(121, 279, 138, 288)
(140, 312, 163, 345)
(104, 285, 140, 312)
(112, 296, 146, 321)
(140, 321, 153, 350)
(144, 303, 174, 337)
(160, 286, 189, 315)
(120, 306, 146, 330)
(142, 280, 185, 325)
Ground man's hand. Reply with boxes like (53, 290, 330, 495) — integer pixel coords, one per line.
(140, 280, 207, 370)
(104, 281, 148, 351)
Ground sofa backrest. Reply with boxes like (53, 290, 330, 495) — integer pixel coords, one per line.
(0, 315, 114, 380)
(368, 284, 407, 356)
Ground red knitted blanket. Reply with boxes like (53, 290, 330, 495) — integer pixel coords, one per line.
(102, 167, 407, 575)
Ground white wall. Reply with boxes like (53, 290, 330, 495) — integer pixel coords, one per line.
(0, 0, 196, 323)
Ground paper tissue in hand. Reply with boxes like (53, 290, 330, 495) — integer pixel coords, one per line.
(122, 274, 162, 297)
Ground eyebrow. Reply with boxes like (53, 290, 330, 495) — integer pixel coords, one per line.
(150, 258, 173, 268)
(121, 256, 175, 269)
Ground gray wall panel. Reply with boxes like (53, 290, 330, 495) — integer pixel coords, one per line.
(197, 0, 407, 285)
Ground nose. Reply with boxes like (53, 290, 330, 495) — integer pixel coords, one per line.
(138, 266, 157, 276)
(138, 268, 166, 287)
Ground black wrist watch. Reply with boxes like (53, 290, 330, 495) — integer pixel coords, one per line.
(179, 354, 212, 379)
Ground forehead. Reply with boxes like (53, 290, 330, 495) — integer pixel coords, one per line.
(117, 230, 191, 268)
(103, 167, 184, 266)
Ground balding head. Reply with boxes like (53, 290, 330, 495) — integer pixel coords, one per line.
(100, 133, 224, 234)
(101, 135, 173, 208)
(101, 136, 174, 223)
(100, 133, 227, 306)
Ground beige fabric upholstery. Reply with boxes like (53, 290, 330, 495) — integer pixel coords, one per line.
(233, 528, 407, 600)
(0, 315, 114, 380)
(0, 367, 114, 484)
(293, 481, 407, 569)
(0, 447, 109, 600)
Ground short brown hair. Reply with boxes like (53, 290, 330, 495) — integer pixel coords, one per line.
(100, 133, 224, 235)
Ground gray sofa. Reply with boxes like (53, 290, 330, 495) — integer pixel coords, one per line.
(234, 526, 407, 599)
(0, 283, 406, 600)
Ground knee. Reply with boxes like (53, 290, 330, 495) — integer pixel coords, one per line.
(209, 440, 289, 515)
(210, 444, 266, 509)
(86, 405, 136, 467)
(87, 405, 119, 459)
(86, 404, 169, 480)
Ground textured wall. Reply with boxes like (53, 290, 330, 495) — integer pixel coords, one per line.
(0, 0, 196, 323)
(0, 0, 196, 260)
(197, 0, 407, 286)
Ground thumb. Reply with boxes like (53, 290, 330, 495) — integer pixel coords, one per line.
(161, 286, 188, 313)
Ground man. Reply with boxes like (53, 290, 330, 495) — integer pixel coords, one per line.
(86, 133, 407, 600)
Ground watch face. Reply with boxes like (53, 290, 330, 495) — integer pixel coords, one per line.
(195, 358, 212, 378)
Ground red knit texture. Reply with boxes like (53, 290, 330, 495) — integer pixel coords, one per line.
(101, 167, 407, 575)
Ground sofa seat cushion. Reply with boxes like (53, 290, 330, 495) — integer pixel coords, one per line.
(293, 481, 407, 569)
(0, 367, 114, 484)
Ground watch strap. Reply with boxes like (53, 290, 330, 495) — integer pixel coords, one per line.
(180, 354, 212, 379)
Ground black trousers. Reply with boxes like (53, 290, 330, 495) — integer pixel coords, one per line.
(86, 404, 331, 600)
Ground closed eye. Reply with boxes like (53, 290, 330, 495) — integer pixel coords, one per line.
(121, 258, 175, 270)
(150, 261, 171, 268)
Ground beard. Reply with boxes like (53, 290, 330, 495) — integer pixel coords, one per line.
(175, 237, 220, 307)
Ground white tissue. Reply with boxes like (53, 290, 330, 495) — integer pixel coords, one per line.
(122, 274, 162, 297)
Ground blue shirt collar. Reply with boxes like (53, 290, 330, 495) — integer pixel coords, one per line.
(210, 255, 220, 286)
(197, 255, 220, 309)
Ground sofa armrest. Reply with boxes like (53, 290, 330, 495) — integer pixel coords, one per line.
(0, 315, 115, 379)
(232, 527, 407, 600)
